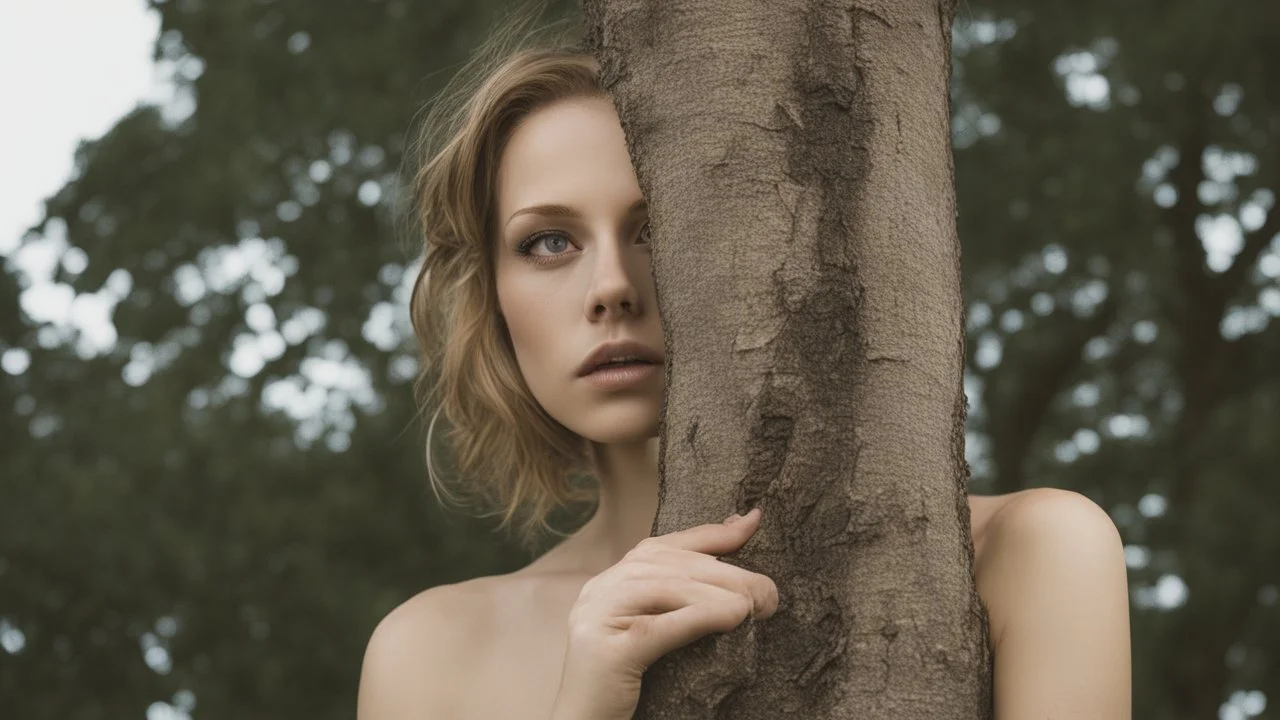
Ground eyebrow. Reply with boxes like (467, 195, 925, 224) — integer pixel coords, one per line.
(505, 198, 647, 229)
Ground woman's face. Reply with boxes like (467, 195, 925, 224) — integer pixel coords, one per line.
(493, 96, 664, 444)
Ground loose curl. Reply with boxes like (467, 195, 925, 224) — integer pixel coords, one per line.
(405, 12, 607, 553)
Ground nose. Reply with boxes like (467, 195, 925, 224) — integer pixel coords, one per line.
(585, 237, 644, 322)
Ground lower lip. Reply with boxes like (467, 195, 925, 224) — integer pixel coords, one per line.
(581, 362, 660, 389)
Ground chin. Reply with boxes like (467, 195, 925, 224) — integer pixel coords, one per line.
(579, 425, 660, 445)
(574, 406, 661, 445)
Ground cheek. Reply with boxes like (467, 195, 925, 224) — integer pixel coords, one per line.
(497, 276, 563, 376)
(502, 295, 581, 429)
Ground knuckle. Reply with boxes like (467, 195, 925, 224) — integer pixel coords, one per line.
(616, 560, 652, 581)
(631, 537, 662, 554)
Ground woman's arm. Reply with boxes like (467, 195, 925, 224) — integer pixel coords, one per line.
(978, 488, 1133, 719)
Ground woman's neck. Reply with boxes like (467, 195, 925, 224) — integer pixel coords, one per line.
(555, 436, 661, 576)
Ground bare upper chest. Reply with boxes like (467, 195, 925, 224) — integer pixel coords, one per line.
(451, 572, 585, 720)
(455, 494, 1010, 719)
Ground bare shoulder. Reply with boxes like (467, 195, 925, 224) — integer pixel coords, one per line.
(991, 486, 1121, 534)
(977, 487, 1132, 719)
(976, 488, 1124, 642)
(358, 564, 586, 720)
(356, 576, 501, 720)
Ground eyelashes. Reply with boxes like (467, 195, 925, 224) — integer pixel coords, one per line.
(514, 230, 572, 265)
(514, 223, 650, 266)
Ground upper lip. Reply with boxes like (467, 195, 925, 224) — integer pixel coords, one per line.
(577, 340, 664, 376)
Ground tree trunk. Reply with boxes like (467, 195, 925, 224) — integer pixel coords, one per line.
(582, 0, 992, 717)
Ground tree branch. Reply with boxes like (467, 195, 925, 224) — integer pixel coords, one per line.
(1164, 124, 1214, 312)
(989, 292, 1119, 495)
(1165, 578, 1266, 717)
(1215, 318, 1280, 402)
(1217, 203, 1280, 303)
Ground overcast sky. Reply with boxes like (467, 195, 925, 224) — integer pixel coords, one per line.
(1, 0, 159, 255)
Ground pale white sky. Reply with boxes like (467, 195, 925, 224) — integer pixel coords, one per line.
(0, 0, 160, 255)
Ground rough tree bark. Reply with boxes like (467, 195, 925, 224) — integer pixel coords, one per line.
(582, 0, 992, 718)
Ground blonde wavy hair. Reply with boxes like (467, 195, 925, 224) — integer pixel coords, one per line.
(405, 11, 609, 553)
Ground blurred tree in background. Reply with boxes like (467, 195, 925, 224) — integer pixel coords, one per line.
(1, 1, 1276, 718)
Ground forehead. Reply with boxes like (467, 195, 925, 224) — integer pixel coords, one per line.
(495, 97, 641, 218)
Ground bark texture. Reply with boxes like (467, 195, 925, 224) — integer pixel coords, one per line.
(582, 0, 991, 717)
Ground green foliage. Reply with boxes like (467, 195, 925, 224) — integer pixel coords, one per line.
(951, 3, 1280, 717)
(0, 0, 556, 716)
(1, 0, 1277, 718)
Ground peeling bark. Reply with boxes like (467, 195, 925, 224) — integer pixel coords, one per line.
(583, 0, 992, 717)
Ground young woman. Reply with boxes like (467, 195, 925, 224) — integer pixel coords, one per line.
(356, 37, 1133, 720)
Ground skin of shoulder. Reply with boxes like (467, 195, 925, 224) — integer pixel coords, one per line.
(976, 487, 1133, 719)
(356, 578, 494, 720)
(357, 489, 1130, 719)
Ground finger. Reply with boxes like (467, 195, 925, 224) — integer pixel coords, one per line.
(632, 547, 779, 620)
(641, 508, 762, 556)
(631, 588, 754, 666)
(601, 576, 731, 620)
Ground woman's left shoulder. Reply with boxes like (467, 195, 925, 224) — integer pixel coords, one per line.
(980, 487, 1123, 551)
(975, 487, 1126, 643)
(975, 487, 1132, 718)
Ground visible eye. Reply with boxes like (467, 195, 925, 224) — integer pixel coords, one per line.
(638, 222, 651, 245)
(515, 231, 575, 264)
